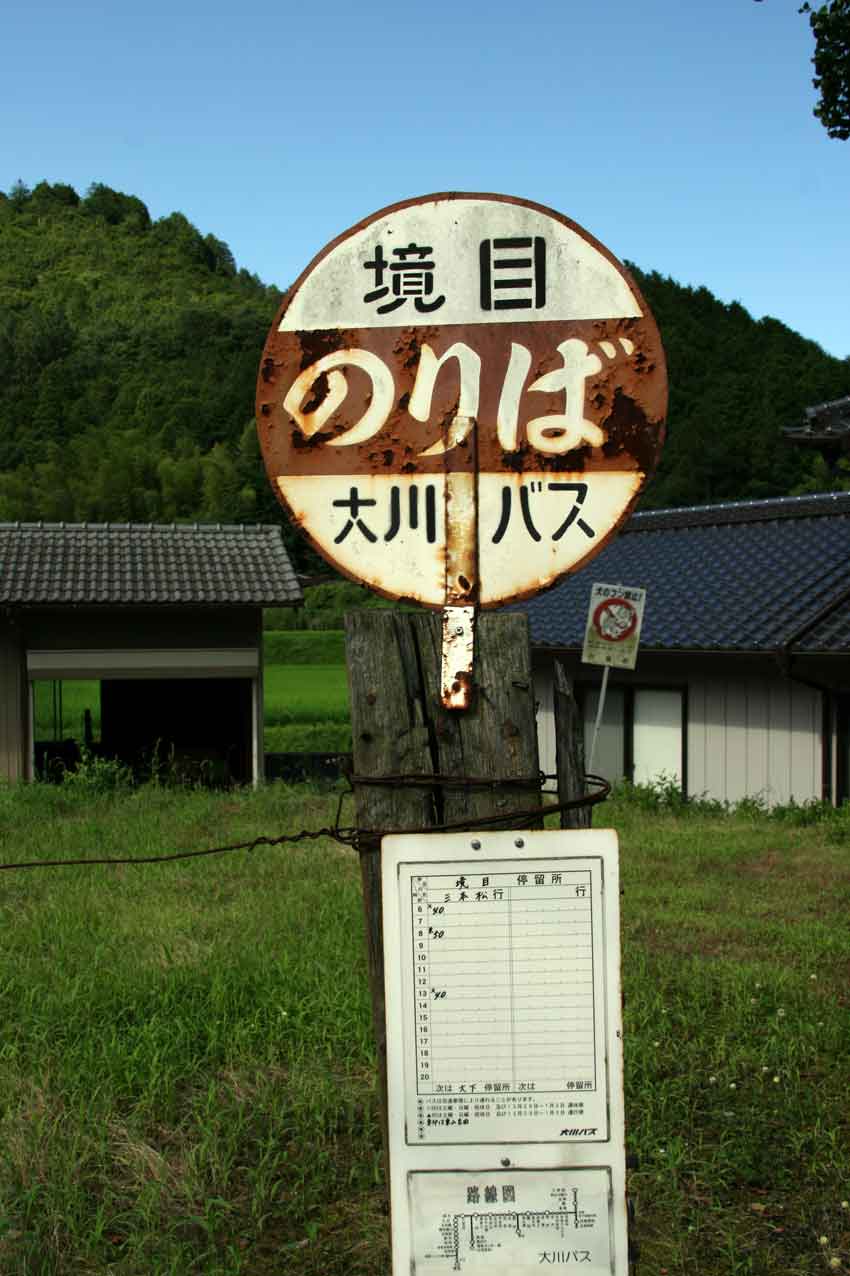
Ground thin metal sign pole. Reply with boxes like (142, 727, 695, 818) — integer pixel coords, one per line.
(587, 663, 610, 774)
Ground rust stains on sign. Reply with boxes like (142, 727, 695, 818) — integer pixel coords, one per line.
(256, 192, 668, 704)
(257, 317, 665, 483)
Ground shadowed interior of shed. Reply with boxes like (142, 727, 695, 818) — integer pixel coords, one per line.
(100, 678, 252, 784)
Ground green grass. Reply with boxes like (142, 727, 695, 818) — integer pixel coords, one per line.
(260, 636, 351, 752)
(0, 782, 848, 1274)
(263, 665, 349, 727)
(263, 631, 345, 665)
(33, 679, 100, 740)
(611, 793, 850, 1275)
(263, 664, 350, 753)
(0, 781, 382, 1275)
(263, 722, 352, 753)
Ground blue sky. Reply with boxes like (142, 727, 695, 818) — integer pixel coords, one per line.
(3, 0, 850, 360)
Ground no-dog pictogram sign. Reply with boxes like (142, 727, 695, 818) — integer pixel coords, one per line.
(583, 583, 646, 669)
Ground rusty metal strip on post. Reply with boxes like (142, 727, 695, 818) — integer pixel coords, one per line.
(441, 416, 478, 709)
(441, 605, 475, 709)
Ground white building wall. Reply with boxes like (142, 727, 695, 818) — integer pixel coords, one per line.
(534, 663, 823, 807)
(687, 677, 821, 805)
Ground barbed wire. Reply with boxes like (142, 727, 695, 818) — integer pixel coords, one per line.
(0, 773, 609, 872)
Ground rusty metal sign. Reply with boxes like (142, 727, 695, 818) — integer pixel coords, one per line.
(256, 193, 667, 705)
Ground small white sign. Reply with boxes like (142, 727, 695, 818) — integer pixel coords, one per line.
(582, 582, 646, 670)
(382, 829, 628, 1276)
(408, 1167, 613, 1273)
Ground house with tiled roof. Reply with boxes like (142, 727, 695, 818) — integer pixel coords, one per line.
(0, 523, 301, 783)
(518, 492, 850, 806)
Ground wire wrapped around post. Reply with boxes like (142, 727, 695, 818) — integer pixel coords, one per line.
(343, 770, 610, 853)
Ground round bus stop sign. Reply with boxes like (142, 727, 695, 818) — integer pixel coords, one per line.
(256, 192, 667, 610)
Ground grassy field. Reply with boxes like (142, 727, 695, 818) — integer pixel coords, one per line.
(0, 780, 848, 1275)
(33, 680, 100, 743)
(262, 665, 350, 753)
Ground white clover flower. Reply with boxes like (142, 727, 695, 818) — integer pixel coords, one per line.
(809, 973, 817, 981)
(773, 1076, 780, 1084)
(819, 1235, 829, 1245)
(708, 1075, 717, 1084)
(762, 1065, 770, 1072)
(729, 1082, 737, 1090)
(840, 1200, 849, 1210)
(777, 1009, 786, 1017)
(828, 1258, 840, 1270)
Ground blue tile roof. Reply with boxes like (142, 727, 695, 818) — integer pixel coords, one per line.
(0, 523, 303, 607)
(513, 492, 850, 654)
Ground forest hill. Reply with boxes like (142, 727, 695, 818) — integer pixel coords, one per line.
(0, 180, 847, 558)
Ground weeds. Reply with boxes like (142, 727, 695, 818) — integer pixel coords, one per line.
(0, 784, 847, 1274)
(61, 748, 134, 795)
(610, 773, 726, 816)
(613, 774, 850, 840)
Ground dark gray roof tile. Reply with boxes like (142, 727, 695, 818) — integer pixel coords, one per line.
(513, 492, 850, 655)
(0, 523, 302, 607)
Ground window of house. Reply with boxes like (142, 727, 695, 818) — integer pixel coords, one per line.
(581, 685, 684, 789)
(633, 689, 683, 787)
(583, 686, 626, 782)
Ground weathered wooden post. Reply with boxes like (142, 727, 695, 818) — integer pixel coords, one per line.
(345, 610, 542, 1164)
(553, 659, 592, 829)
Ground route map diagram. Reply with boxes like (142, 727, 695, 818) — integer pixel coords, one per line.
(409, 1168, 612, 1273)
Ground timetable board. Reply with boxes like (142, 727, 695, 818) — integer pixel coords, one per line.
(382, 829, 628, 1276)
(406, 860, 607, 1143)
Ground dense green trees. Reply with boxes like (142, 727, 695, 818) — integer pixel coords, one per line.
(801, 0, 850, 140)
(0, 180, 297, 547)
(634, 270, 849, 506)
(0, 180, 847, 559)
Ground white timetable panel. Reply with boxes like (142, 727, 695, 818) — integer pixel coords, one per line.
(405, 861, 607, 1143)
(382, 829, 628, 1276)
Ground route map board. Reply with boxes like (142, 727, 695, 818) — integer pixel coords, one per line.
(382, 829, 627, 1275)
